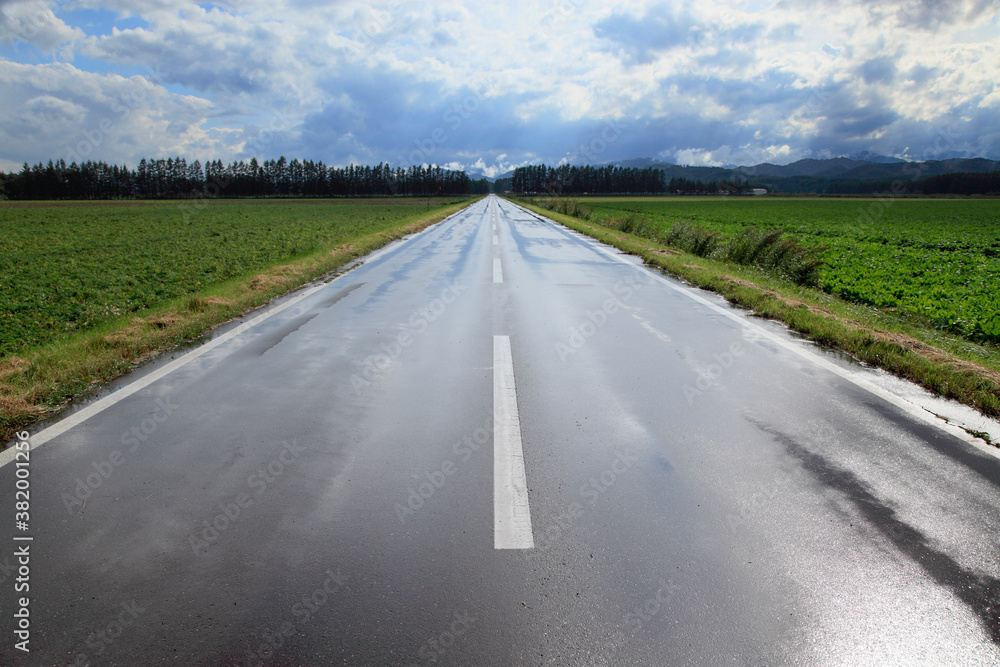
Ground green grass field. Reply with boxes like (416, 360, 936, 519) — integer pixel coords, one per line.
(565, 197, 1000, 344)
(0, 198, 469, 357)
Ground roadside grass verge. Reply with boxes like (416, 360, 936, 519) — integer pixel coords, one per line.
(539, 197, 826, 286)
(0, 198, 477, 443)
(551, 196, 1000, 345)
(513, 198, 1000, 431)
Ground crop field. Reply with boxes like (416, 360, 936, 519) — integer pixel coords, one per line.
(0, 198, 469, 357)
(571, 197, 1000, 344)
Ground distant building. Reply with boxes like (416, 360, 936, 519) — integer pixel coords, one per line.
(751, 188, 768, 196)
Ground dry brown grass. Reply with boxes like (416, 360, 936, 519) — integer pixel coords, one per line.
(0, 357, 30, 379)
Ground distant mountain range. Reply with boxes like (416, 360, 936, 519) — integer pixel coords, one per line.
(610, 155, 1000, 183)
(482, 155, 1000, 193)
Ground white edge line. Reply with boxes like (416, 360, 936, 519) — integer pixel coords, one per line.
(509, 201, 1000, 459)
(494, 335, 534, 549)
(0, 205, 472, 468)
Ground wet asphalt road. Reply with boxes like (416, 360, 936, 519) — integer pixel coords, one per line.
(2, 195, 999, 666)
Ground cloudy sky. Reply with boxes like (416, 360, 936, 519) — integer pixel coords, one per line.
(1, 0, 998, 176)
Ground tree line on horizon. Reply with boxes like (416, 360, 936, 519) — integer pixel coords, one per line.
(506, 164, 755, 194)
(824, 170, 1000, 196)
(0, 157, 492, 200)
(504, 163, 1000, 196)
(3, 158, 998, 200)
(507, 164, 668, 195)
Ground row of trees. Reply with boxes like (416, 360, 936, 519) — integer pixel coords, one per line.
(510, 164, 668, 194)
(0, 158, 491, 200)
(4, 158, 994, 200)
(818, 171, 1000, 195)
(918, 171, 1000, 196)
(667, 177, 753, 195)
(725, 171, 1000, 196)
(508, 165, 761, 195)
(508, 164, 1000, 196)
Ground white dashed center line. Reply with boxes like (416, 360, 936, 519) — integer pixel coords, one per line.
(493, 335, 533, 549)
